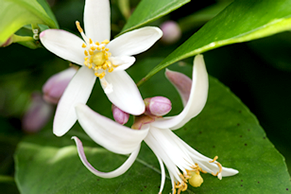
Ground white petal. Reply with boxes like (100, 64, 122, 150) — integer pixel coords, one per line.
(107, 27, 163, 56)
(84, 0, 110, 42)
(75, 104, 149, 154)
(53, 66, 96, 136)
(109, 56, 136, 71)
(157, 155, 166, 194)
(102, 70, 145, 115)
(40, 29, 84, 66)
(72, 136, 140, 178)
(221, 167, 239, 177)
(151, 55, 208, 130)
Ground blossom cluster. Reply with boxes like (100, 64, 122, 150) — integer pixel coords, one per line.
(39, 0, 238, 193)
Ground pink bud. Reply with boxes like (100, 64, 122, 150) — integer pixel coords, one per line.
(42, 68, 77, 104)
(112, 104, 130, 125)
(22, 92, 54, 133)
(144, 96, 172, 116)
(160, 21, 181, 44)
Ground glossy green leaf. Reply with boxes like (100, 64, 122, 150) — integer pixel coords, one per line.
(0, 0, 58, 45)
(15, 58, 291, 193)
(139, 0, 291, 85)
(120, 0, 190, 35)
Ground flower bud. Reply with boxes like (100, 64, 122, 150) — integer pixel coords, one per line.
(144, 96, 172, 116)
(160, 21, 181, 44)
(42, 67, 77, 104)
(112, 104, 130, 125)
(22, 92, 54, 133)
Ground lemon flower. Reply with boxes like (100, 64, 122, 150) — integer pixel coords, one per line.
(39, 0, 163, 136)
(72, 55, 238, 194)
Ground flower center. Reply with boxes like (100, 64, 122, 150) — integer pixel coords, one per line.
(173, 156, 223, 194)
(92, 52, 106, 66)
(76, 21, 118, 79)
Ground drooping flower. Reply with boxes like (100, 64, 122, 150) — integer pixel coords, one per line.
(40, 0, 163, 136)
(72, 55, 238, 193)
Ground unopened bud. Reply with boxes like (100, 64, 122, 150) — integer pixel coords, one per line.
(42, 68, 77, 104)
(160, 21, 181, 44)
(112, 104, 130, 125)
(144, 96, 172, 116)
(22, 92, 54, 133)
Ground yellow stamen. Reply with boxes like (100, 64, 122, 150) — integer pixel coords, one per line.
(81, 38, 118, 78)
(209, 156, 218, 163)
(209, 156, 223, 176)
(101, 39, 110, 44)
(75, 21, 83, 33)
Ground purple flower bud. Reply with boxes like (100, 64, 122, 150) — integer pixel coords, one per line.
(42, 67, 77, 104)
(112, 104, 130, 125)
(160, 21, 181, 44)
(144, 96, 172, 116)
(22, 92, 54, 133)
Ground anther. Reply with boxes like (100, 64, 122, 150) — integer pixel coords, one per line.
(209, 156, 223, 177)
(89, 38, 93, 44)
(84, 50, 88, 56)
(82, 43, 87, 48)
(95, 41, 100, 45)
(101, 39, 109, 44)
(209, 156, 218, 163)
(75, 21, 83, 33)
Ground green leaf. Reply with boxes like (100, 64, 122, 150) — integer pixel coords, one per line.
(0, 0, 58, 45)
(139, 0, 291, 85)
(120, 0, 190, 35)
(14, 58, 291, 193)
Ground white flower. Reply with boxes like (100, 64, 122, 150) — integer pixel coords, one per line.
(39, 0, 163, 136)
(72, 55, 238, 194)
